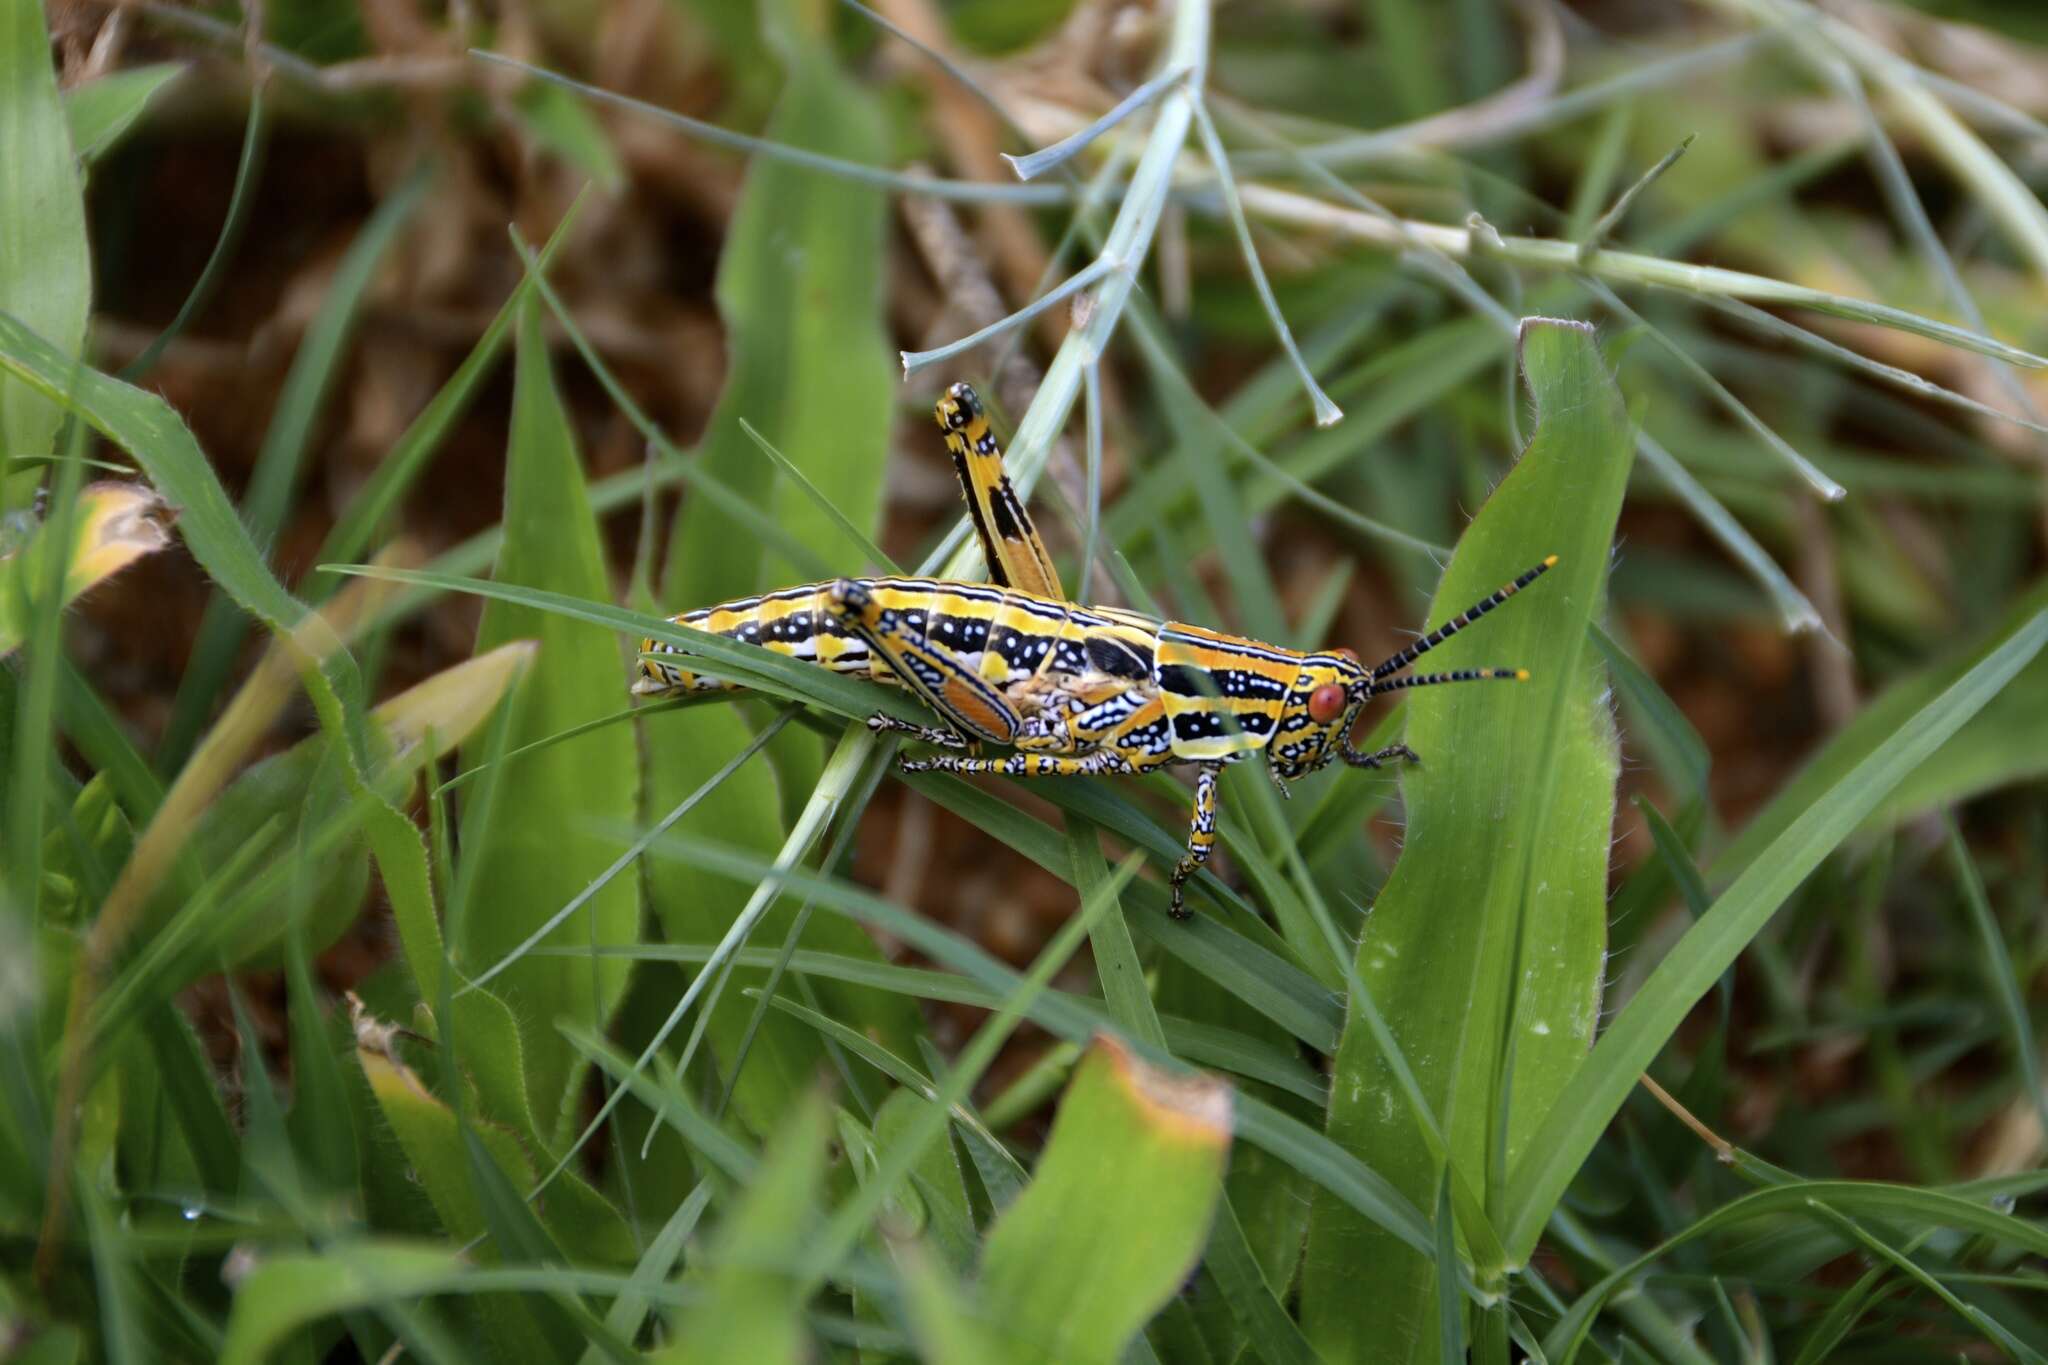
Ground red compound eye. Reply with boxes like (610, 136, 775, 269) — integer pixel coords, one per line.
(1308, 683, 1349, 725)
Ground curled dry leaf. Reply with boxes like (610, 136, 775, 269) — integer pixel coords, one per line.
(0, 481, 172, 655)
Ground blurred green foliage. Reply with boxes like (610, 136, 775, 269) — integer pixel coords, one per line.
(4, 0, 2048, 1360)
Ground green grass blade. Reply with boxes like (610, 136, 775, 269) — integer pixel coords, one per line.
(1434, 1171, 1465, 1365)
(219, 1242, 466, 1365)
(64, 62, 185, 165)
(1541, 1179, 2048, 1363)
(0, 0, 90, 478)
(978, 1038, 1232, 1365)
(117, 81, 266, 384)
(798, 852, 1142, 1287)
(0, 312, 316, 636)
(636, 5, 914, 1142)
(1202, 1194, 1322, 1365)
(160, 170, 427, 769)
(1589, 622, 1709, 804)
(578, 1181, 710, 1344)
(663, 1094, 831, 1365)
(453, 296, 641, 1140)
(315, 195, 586, 579)
(561, 942, 1322, 1103)
(1505, 608, 2048, 1265)
(901, 770, 1340, 1049)
(1802, 1202, 2047, 1365)
(1943, 814, 2046, 1132)
(1305, 319, 1632, 1362)
(1713, 582, 2048, 879)
(1066, 818, 1166, 1051)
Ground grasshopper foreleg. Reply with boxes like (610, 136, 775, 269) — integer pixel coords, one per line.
(1346, 742, 1421, 771)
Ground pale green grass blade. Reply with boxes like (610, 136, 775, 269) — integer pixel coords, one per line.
(469, 50, 1071, 206)
(1304, 320, 1631, 1362)
(737, 418, 901, 575)
(640, 5, 916, 1139)
(64, 62, 184, 165)
(1541, 1179, 2048, 1363)
(662, 1095, 832, 1365)
(0, 0, 90, 480)
(564, 942, 1321, 1103)
(1505, 609, 2048, 1267)
(509, 80, 625, 191)
(1066, 818, 1166, 1051)
(450, 296, 641, 1140)
(218, 1242, 466, 1365)
(1713, 582, 2048, 880)
(1235, 182, 2048, 368)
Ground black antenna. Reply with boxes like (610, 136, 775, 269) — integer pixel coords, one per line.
(1370, 555, 1558, 680)
(1373, 668, 1527, 694)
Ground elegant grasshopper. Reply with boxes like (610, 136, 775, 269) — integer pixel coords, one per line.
(637, 383, 1555, 917)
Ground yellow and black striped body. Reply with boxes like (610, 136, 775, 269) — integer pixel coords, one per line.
(643, 579, 1183, 769)
(636, 382, 1554, 917)
(637, 573, 1391, 763)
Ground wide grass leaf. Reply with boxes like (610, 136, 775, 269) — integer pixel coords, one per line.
(456, 297, 640, 1139)
(978, 1037, 1232, 1365)
(1304, 318, 1632, 1362)
(356, 1046, 633, 1361)
(641, 0, 914, 1137)
(654, 1091, 833, 1365)
(1503, 607, 2048, 1265)
(219, 1241, 463, 1365)
(0, 0, 89, 474)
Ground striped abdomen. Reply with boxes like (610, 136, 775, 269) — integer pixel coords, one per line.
(637, 582, 856, 694)
(636, 577, 1160, 696)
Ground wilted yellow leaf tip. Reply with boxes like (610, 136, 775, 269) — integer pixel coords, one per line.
(1090, 1034, 1233, 1148)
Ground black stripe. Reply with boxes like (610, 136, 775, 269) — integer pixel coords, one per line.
(950, 448, 1010, 589)
(1086, 634, 1154, 679)
(1159, 664, 1289, 703)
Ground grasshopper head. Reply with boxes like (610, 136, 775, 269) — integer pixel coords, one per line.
(1269, 650, 1373, 780)
(1270, 554, 1558, 780)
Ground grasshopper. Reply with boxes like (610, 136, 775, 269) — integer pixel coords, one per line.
(638, 383, 1555, 917)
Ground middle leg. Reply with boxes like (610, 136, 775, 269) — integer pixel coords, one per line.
(1168, 764, 1222, 920)
(866, 712, 971, 749)
(897, 748, 1134, 779)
